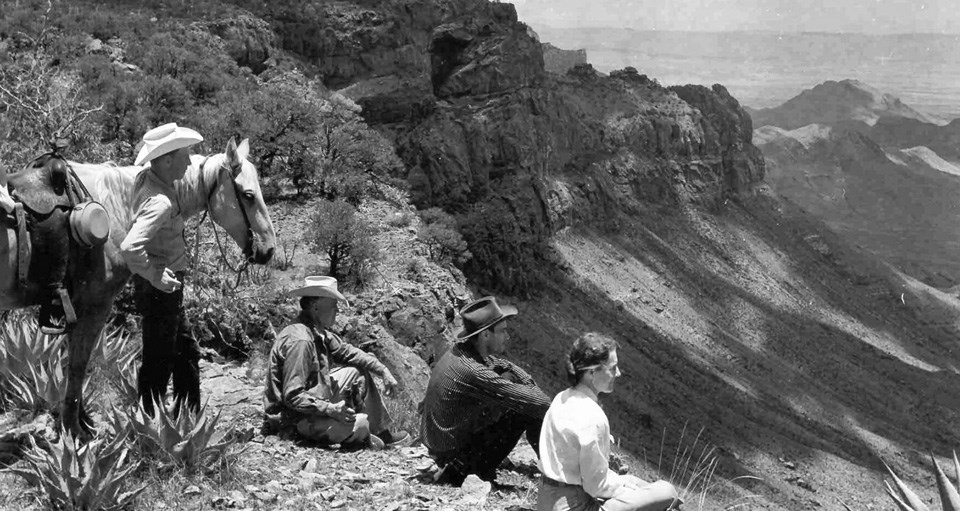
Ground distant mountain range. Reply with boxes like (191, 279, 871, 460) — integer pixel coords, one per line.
(753, 80, 960, 286)
(746, 79, 937, 129)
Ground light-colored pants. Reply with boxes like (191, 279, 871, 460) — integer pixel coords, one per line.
(295, 366, 391, 444)
(537, 475, 680, 511)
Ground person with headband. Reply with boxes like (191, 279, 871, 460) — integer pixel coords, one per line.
(537, 332, 681, 511)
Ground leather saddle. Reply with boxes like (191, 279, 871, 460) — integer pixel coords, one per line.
(7, 154, 76, 215)
(4, 153, 86, 334)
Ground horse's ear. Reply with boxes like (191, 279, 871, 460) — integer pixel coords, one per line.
(237, 139, 250, 162)
(225, 138, 240, 167)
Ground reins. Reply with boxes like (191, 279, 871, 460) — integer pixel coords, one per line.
(191, 154, 255, 291)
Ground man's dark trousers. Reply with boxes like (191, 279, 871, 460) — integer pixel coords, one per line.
(133, 272, 200, 416)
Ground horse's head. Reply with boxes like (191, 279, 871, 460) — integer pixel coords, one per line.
(205, 138, 276, 264)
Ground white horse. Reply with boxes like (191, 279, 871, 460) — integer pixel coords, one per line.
(1, 138, 276, 436)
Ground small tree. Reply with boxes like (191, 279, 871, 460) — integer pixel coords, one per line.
(417, 207, 472, 266)
(310, 199, 380, 288)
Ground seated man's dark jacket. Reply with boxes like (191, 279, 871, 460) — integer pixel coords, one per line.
(263, 311, 387, 425)
(420, 342, 550, 456)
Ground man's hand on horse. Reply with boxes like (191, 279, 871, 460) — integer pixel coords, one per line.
(382, 369, 400, 397)
(157, 268, 182, 293)
(328, 401, 356, 423)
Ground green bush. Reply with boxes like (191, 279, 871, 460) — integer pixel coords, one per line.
(310, 199, 381, 289)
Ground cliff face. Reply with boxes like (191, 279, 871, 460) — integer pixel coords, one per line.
(272, 0, 764, 292)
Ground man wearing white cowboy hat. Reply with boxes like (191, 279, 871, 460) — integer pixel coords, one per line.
(263, 276, 410, 448)
(120, 122, 204, 416)
(420, 296, 551, 485)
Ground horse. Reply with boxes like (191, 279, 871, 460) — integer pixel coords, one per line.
(0, 138, 276, 437)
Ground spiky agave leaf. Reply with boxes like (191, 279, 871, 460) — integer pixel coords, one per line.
(932, 455, 960, 511)
(886, 481, 919, 511)
(954, 452, 960, 496)
(883, 460, 930, 511)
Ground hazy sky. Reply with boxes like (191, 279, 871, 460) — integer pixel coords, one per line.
(510, 0, 960, 34)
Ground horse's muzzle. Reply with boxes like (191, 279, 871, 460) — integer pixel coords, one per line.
(247, 242, 274, 265)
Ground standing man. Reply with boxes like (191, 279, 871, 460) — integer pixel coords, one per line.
(120, 122, 203, 416)
(263, 276, 409, 448)
(421, 296, 551, 485)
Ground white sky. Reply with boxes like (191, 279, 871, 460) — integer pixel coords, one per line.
(509, 0, 959, 34)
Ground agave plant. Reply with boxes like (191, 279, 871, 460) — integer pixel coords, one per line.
(5, 430, 144, 510)
(883, 454, 960, 511)
(92, 326, 139, 408)
(111, 402, 249, 474)
(0, 314, 85, 413)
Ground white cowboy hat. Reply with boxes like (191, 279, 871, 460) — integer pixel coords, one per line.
(288, 276, 348, 303)
(134, 122, 203, 166)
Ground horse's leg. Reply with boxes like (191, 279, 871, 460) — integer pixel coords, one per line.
(62, 299, 111, 438)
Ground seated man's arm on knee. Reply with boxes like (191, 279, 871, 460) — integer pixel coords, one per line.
(465, 363, 551, 417)
(325, 330, 389, 376)
(280, 338, 334, 416)
(488, 356, 536, 385)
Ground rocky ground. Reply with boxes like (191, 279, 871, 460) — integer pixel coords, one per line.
(0, 359, 546, 511)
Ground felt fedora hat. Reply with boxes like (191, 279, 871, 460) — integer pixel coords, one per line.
(288, 276, 348, 303)
(455, 296, 518, 341)
(135, 123, 203, 166)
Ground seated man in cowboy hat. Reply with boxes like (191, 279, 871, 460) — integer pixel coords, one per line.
(420, 296, 551, 485)
(263, 276, 410, 448)
(121, 122, 204, 417)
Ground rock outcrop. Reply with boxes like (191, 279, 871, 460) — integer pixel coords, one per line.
(244, 0, 765, 292)
(204, 13, 278, 74)
(541, 42, 587, 75)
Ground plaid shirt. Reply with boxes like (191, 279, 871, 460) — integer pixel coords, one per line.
(420, 342, 551, 456)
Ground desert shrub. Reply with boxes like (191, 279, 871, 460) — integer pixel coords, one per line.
(0, 32, 108, 166)
(310, 199, 381, 289)
(386, 210, 414, 228)
(417, 207, 472, 266)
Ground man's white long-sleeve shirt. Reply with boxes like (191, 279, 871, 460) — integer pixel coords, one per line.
(120, 168, 187, 287)
(538, 386, 623, 499)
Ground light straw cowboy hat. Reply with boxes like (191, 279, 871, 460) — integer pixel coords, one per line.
(455, 296, 518, 341)
(288, 276, 349, 303)
(135, 123, 203, 166)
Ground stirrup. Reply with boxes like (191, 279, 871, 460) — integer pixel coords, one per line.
(39, 288, 76, 335)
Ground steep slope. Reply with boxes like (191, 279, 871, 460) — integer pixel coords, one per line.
(512, 192, 960, 510)
(758, 124, 960, 287)
(748, 79, 935, 129)
(870, 116, 960, 162)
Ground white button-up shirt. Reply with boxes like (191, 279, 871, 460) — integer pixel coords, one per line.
(120, 168, 187, 287)
(538, 386, 623, 499)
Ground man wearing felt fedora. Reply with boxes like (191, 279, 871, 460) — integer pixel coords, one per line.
(121, 122, 204, 417)
(263, 276, 410, 449)
(420, 296, 551, 485)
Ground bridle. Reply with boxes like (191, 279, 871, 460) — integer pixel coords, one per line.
(193, 154, 257, 287)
